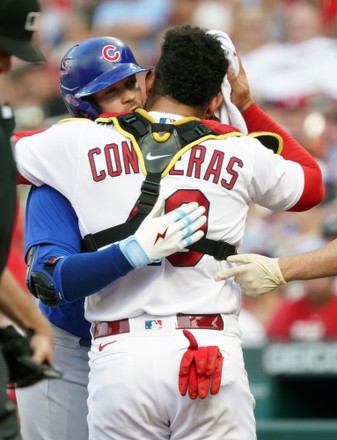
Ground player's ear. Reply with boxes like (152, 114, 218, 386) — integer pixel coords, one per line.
(145, 70, 155, 96)
(206, 95, 223, 119)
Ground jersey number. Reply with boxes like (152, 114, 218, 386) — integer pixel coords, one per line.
(165, 189, 209, 267)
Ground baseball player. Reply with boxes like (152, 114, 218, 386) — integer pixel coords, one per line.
(15, 25, 324, 439)
(15, 36, 206, 440)
(14, 36, 149, 440)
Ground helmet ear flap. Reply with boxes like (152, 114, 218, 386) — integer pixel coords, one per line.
(60, 90, 99, 119)
(79, 97, 102, 120)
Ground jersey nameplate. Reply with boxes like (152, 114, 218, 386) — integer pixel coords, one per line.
(83, 110, 282, 259)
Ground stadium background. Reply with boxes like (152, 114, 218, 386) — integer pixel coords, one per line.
(2, 1, 337, 437)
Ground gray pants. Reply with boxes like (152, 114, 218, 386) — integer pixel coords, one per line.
(16, 325, 90, 440)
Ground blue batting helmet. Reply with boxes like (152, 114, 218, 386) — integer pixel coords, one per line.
(59, 36, 151, 120)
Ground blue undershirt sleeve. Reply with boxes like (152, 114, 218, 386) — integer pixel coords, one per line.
(55, 245, 134, 301)
(32, 243, 134, 302)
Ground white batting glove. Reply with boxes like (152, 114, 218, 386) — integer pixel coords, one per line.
(213, 253, 287, 297)
(119, 196, 206, 268)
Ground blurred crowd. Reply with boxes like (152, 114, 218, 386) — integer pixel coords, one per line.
(3, 0, 337, 346)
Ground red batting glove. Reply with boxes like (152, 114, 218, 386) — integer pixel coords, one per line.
(178, 329, 224, 399)
(194, 344, 224, 398)
(179, 329, 198, 399)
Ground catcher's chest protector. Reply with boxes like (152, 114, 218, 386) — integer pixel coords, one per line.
(83, 109, 282, 259)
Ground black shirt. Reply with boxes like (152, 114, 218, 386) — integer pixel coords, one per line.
(0, 103, 17, 274)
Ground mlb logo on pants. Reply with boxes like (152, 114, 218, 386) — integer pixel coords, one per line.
(145, 320, 162, 330)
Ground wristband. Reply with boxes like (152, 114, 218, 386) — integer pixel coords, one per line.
(119, 235, 158, 268)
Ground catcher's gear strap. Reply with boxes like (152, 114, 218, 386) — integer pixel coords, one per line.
(84, 110, 238, 260)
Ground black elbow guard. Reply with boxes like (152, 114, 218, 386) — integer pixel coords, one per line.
(26, 246, 63, 307)
(30, 271, 63, 307)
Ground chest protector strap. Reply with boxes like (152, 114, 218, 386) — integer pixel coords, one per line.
(83, 110, 240, 260)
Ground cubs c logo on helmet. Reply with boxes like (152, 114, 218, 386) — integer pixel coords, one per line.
(102, 45, 120, 63)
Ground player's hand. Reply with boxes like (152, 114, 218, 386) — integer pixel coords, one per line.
(178, 329, 223, 400)
(29, 330, 54, 365)
(135, 196, 206, 261)
(213, 253, 287, 296)
(227, 56, 254, 113)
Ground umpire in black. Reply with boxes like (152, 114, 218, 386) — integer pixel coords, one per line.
(0, 0, 45, 273)
(0, 1, 55, 439)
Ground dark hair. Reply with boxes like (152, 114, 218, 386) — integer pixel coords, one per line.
(152, 25, 229, 109)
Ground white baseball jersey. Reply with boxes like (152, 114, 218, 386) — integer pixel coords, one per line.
(15, 112, 304, 323)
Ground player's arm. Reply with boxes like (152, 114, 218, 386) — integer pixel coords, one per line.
(25, 184, 129, 306)
(26, 242, 133, 306)
(213, 239, 337, 296)
(228, 57, 324, 211)
(277, 240, 337, 281)
(242, 104, 323, 211)
(26, 196, 206, 306)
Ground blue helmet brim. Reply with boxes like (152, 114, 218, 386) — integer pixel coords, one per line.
(76, 63, 151, 98)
